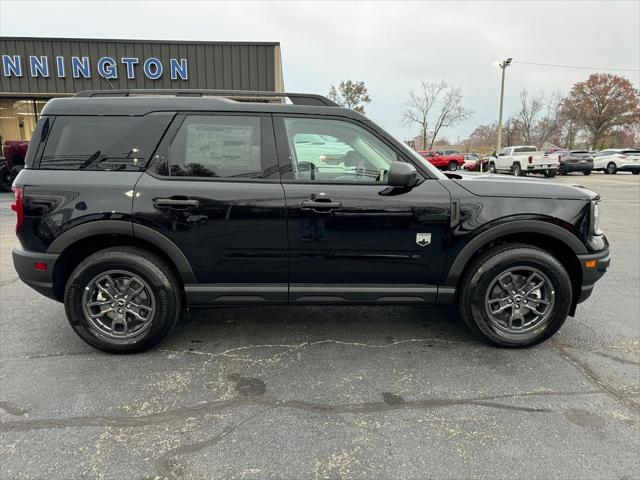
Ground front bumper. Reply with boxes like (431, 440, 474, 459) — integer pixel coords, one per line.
(576, 245, 611, 304)
(12, 247, 60, 301)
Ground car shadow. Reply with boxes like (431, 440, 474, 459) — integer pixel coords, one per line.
(164, 304, 479, 352)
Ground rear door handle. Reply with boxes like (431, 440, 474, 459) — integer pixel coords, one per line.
(154, 198, 200, 209)
(300, 199, 342, 212)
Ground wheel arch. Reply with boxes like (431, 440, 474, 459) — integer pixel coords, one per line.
(445, 220, 586, 314)
(48, 220, 196, 301)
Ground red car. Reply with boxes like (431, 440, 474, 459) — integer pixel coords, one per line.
(417, 149, 465, 171)
(1, 140, 29, 192)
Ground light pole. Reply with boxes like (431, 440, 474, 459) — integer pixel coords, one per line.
(495, 57, 512, 158)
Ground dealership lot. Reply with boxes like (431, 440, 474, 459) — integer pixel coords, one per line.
(0, 173, 638, 479)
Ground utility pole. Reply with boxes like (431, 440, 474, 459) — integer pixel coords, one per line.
(495, 57, 513, 156)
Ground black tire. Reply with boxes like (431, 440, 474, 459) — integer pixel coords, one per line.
(583, 170, 592, 175)
(64, 247, 181, 353)
(512, 162, 523, 177)
(0, 163, 11, 192)
(458, 244, 572, 348)
(489, 162, 496, 174)
(606, 162, 617, 174)
(448, 161, 458, 171)
(558, 164, 566, 175)
(544, 170, 556, 178)
(632, 171, 639, 175)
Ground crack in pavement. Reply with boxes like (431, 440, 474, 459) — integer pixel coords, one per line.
(158, 337, 476, 364)
(549, 339, 640, 413)
(0, 391, 564, 433)
(0, 338, 475, 362)
(155, 405, 276, 479)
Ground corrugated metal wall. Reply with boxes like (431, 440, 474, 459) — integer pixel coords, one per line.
(0, 37, 281, 95)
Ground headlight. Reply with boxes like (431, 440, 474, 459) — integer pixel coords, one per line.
(591, 200, 601, 235)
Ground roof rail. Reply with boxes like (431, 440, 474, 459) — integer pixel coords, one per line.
(73, 89, 339, 107)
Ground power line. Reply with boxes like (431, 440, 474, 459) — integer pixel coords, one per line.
(512, 60, 640, 72)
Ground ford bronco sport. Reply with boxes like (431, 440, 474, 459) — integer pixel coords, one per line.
(11, 89, 610, 353)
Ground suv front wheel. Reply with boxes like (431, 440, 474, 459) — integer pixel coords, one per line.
(64, 247, 181, 353)
(458, 244, 572, 347)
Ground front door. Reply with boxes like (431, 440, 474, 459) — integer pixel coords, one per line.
(274, 115, 451, 303)
(133, 113, 288, 304)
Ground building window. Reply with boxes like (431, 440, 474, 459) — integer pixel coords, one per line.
(0, 98, 50, 144)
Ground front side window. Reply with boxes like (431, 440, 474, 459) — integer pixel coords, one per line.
(282, 117, 400, 183)
(167, 115, 263, 178)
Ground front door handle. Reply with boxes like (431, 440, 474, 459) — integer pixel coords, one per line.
(154, 197, 200, 209)
(300, 199, 342, 212)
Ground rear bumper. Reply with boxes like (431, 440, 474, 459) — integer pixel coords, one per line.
(562, 162, 592, 172)
(12, 247, 60, 301)
(576, 245, 610, 304)
(526, 164, 558, 172)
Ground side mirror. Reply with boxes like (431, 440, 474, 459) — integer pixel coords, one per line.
(388, 161, 418, 187)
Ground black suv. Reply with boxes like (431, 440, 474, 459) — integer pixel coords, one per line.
(11, 90, 610, 353)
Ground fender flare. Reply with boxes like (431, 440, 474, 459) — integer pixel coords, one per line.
(444, 220, 587, 287)
(47, 220, 196, 284)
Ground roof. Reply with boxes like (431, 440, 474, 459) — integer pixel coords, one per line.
(40, 90, 366, 120)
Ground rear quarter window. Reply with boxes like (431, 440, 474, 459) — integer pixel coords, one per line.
(38, 113, 173, 170)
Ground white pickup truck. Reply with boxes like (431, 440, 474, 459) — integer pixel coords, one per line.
(488, 145, 559, 177)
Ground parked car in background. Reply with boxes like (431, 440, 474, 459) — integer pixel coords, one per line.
(558, 150, 593, 175)
(1, 140, 29, 192)
(462, 153, 490, 171)
(418, 149, 464, 171)
(488, 145, 559, 177)
(593, 148, 640, 174)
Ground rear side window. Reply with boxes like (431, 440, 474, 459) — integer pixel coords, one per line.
(166, 115, 263, 178)
(39, 114, 172, 170)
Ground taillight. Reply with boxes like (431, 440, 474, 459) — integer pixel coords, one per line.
(528, 155, 533, 164)
(558, 155, 561, 161)
(10, 187, 24, 232)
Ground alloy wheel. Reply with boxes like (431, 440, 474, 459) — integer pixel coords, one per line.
(484, 266, 556, 334)
(82, 270, 156, 339)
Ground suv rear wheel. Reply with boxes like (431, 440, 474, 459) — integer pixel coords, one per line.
(64, 247, 181, 353)
(458, 244, 572, 347)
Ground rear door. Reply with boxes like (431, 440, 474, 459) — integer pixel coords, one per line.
(133, 113, 288, 304)
(274, 114, 451, 304)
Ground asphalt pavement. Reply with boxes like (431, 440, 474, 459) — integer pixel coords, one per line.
(1, 172, 638, 480)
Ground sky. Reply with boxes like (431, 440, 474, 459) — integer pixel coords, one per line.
(1, 0, 639, 142)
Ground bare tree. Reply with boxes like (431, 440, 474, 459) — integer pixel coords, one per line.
(535, 92, 564, 147)
(327, 80, 372, 113)
(503, 116, 523, 148)
(401, 81, 447, 150)
(428, 86, 474, 149)
(517, 89, 544, 145)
